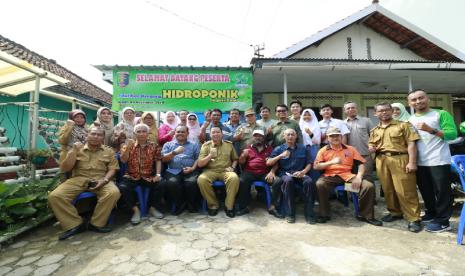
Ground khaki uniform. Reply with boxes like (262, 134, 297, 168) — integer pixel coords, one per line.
(235, 123, 266, 151)
(369, 120, 421, 221)
(197, 140, 239, 210)
(48, 144, 120, 230)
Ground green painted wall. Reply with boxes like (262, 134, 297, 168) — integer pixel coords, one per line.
(261, 92, 453, 118)
(0, 94, 97, 150)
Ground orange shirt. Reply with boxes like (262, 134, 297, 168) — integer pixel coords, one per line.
(314, 144, 365, 182)
(123, 141, 159, 179)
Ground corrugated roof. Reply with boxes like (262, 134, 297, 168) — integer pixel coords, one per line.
(252, 57, 465, 64)
(0, 35, 112, 104)
(94, 65, 251, 71)
(273, 3, 465, 62)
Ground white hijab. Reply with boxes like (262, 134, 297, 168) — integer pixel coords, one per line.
(115, 106, 136, 139)
(299, 108, 321, 146)
(187, 113, 200, 143)
(162, 111, 181, 130)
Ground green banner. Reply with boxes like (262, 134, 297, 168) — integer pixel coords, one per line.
(112, 69, 252, 112)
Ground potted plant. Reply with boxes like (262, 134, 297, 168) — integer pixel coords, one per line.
(28, 149, 52, 165)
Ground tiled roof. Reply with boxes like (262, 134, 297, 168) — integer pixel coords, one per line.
(273, 4, 465, 62)
(0, 34, 112, 104)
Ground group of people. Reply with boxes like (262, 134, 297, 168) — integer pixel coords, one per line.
(48, 89, 458, 241)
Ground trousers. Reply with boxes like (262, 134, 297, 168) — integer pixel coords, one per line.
(163, 171, 201, 210)
(197, 170, 239, 210)
(376, 154, 420, 221)
(417, 165, 452, 223)
(118, 177, 164, 210)
(316, 175, 375, 219)
(272, 175, 316, 217)
(48, 176, 120, 230)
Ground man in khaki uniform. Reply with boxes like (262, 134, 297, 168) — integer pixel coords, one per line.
(233, 108, 266, 153)
(48, 127, 120, 240)
(197, 127, 239, 218)
(368, 102, 422, 233)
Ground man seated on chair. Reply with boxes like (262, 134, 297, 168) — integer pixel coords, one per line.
(197, 127, 239, 218)
(161, 125, 201, 214)
(48, 126, 120, 240)
(314, 126, 382, 226)
(119, 123, 164, 225)
(266, 128, 315, 224)
(236, 129, 274, 216)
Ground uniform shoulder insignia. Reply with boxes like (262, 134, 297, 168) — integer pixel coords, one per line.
(223, 140, 233, 144)
(203, 141, 213, 145)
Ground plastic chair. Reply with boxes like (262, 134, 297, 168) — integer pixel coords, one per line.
(251, 181, 271, 209)
(72, 191, 115, 225)
(450, 155, 465, 245)
(202, 180, 226, 212)
(334, 184, 360, 217)
(135, 185, 151, 217)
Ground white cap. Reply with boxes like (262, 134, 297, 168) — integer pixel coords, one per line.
(252, 129, 265, 136)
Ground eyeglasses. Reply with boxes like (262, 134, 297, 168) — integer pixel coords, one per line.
(276, 110, 287, 113)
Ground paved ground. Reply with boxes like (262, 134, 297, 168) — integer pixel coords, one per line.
(1, 192, 465, 276)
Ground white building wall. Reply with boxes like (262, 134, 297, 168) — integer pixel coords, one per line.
(292, 23, 426, 61)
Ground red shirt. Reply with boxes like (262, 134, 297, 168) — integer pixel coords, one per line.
(244, 144, 272, 175)
(124, 142, 159, 179)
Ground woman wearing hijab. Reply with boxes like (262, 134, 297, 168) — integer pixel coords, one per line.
(141, 112, 159, 144)
(299, 108, 322, 180)
(114, 107, 137, 141)
(186, 113, 201, 143)
(90, 107, 114, 146)
(58, 109, 88, 180)
(392, 103, 411, 122)
(158, 111, 180, 146)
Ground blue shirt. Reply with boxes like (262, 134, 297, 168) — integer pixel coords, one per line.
(270, 143, 312, 177)
(162, 140, 200, 175)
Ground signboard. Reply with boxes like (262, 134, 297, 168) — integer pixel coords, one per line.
(112, 69, 252, 112)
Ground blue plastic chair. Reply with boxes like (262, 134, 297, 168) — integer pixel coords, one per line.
(450, 155, 465, 245)
(334, 184, 360, 217)
(252, 181, 271, 209)
(202, 180, 226, 212)
(72, 191, 114, 225)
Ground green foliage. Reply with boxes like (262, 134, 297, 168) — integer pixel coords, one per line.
(28, 149, 52, 158)
(0, 175, 60, 234)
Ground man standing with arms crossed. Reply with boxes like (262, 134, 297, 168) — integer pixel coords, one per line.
(369, 102, 422, 232)
(408, 89, 457, 232)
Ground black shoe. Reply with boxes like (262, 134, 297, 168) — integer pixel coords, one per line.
(187, 204, 198, 213)
(88, 223, 112, 233)
(59, 223, 86, 240)
(357, 216, 383, 227)
(381, 214, 403, 222)
(421, 213, 435, 223)
(208, 208, 218, 216)
(306, 216, 317, 225)
(174, 203, 186, 216)
(268, 208, 284, 219)
(317, 216, 331, 223)
(408, 221, 423, 233)
(225, 209, 235, 218)
(287, 216, 296, 223)
(236, 208, 250, 216)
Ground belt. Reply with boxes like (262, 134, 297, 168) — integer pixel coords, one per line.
(379, 152, 407, 156)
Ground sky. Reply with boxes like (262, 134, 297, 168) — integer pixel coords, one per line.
(1, 0, 464, 93)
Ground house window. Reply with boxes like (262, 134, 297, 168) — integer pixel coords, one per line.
(347, 37, 353, 60)
(366, 38, 372, 60)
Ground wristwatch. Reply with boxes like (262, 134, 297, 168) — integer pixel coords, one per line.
(156, 173, 161, 177)
(430, 128, 439, 135)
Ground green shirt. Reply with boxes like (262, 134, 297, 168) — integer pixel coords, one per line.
(269, 119, 303, 146)
(235, 123, 266, 151)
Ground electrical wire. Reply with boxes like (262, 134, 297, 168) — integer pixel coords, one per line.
(143, 0, 253, 47)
